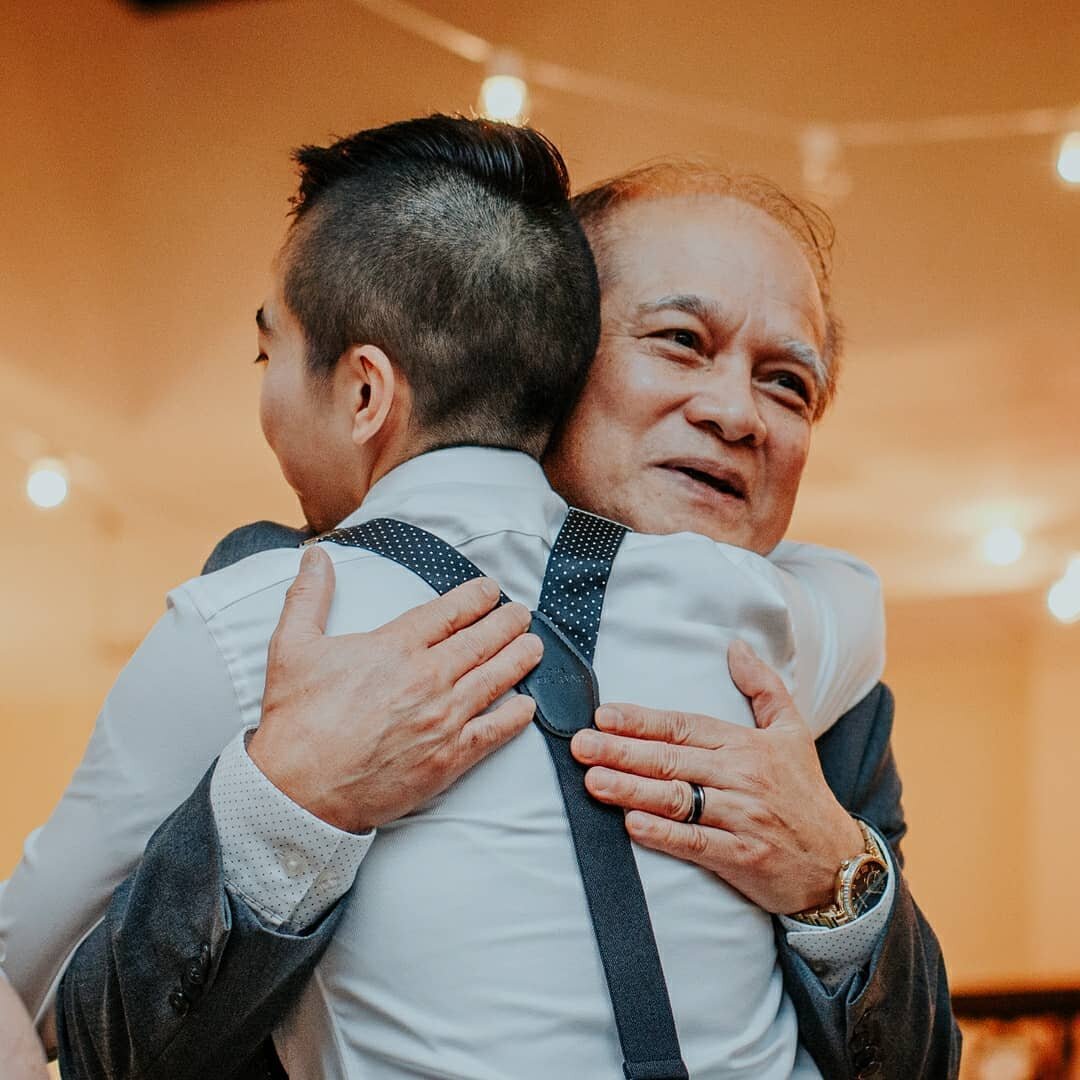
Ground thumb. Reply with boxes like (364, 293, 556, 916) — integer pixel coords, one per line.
(727, 639, 801, 731)
(277, 545, 335, 643)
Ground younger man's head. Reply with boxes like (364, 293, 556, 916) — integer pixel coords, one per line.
(256, 115, 599, 532)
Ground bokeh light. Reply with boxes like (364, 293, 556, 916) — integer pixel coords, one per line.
(980, 525, 1025, 566)
(1056, 131, 1080, 184)
(26, 459, 69, 509)
(479, 75, 528, 123)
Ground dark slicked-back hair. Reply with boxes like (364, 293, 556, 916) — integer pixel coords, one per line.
(282, 115, 600, 456)
(572, 161, 842, 419)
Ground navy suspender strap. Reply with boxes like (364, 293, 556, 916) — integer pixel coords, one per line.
(313, 509, 689, 1080)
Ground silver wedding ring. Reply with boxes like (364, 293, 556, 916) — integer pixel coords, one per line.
(683, 781, 706, 825)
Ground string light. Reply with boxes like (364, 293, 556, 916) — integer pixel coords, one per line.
(980, 525, 1025, 567)
(26, 458, 69, 509)
(479, 49, 528, 123)
(345, 0, 1080, 191)
(1056, 132, 1080, 184)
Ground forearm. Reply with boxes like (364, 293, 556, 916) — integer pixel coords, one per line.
(788, 683, 961, 1079)
(778, 870, 959, 1079)
(56, 769, 343, 1080)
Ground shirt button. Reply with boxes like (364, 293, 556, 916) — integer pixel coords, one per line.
(317, 870, 341, 892)
(282, 852, 306, 877)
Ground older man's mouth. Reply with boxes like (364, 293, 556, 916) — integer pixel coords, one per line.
(659, 460, 749, 504)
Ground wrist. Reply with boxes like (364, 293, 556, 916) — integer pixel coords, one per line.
(790, 819, 889, 927)
(247, 728, 369, 834)
(799, 813, 865, 911)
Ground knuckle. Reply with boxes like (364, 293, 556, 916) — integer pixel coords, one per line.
(655, 745, 682, 782)
(686, 827, 710, 857)
(472, 667, 499, 706)
(459, 723, 490, 758)
(670, 712, 696, 745)
(668, 782, 692, 820)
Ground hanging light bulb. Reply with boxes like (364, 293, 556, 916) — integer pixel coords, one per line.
(26, 457, 69, 509)
(1056, 132, 1080, 184)
(479, 49, 528, 124)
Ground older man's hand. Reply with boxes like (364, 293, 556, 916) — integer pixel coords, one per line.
(249, 545, 543, 834)
(570, 640, 864, 915)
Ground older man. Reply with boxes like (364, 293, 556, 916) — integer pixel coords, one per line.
(6, 144, 957, 1078)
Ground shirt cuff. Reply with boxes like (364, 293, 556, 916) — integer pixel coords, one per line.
(210, 728, 374, 932)
(777, 823, 896, 992)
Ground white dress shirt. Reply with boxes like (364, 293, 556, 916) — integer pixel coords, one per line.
(0, 447, 887, 1078)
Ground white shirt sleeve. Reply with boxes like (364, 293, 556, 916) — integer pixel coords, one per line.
(766, 542, 886, 736)
(0, 588, 246, 1024)
(776, 823, 897, 992)
(210, 730, 373, 932)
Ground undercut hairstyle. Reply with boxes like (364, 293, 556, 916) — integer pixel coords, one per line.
(572, 161, 843, 419)
(282, 115, 601, 457)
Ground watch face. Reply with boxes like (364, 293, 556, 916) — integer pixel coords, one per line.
(850, 860, 888, 917)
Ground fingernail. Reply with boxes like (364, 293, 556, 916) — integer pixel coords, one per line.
(587, 768, 613, 796)
(625, 811, 651, 836)
(478, 577, 499, 600)
(595, 706, 621, 730)
(729, 639, 751, 659)
(575, 731, 600, 757)
(300, 545, 321, 570)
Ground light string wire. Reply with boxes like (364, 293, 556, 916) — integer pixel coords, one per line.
(344, 0, 1080, 149)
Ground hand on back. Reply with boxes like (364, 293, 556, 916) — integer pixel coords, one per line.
(249, 545, 543, 833)
(571, 640, 864, 914)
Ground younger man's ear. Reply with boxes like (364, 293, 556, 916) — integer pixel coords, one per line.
(339, 344, 398, 447)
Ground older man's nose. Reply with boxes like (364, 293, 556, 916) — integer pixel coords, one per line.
(684, 376, 767, 446)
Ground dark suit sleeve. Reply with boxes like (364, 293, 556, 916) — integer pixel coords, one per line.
(57, 521, 313, 1080)
(57, 767, 338, 1080)
(777, 683, 962, 1080)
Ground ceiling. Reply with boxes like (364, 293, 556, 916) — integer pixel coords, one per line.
(2, 0, 1078, 702)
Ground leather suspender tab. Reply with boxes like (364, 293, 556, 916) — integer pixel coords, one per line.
(520, 611, 599, 738)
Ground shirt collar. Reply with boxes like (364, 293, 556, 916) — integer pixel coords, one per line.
(335, 447, 554, 530)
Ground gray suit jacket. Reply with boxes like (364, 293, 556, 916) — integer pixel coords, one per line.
(57, 522, 961, 1080)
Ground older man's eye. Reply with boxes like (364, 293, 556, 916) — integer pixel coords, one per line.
(658, 329, 700, 350)
(771, 370, 811, 403)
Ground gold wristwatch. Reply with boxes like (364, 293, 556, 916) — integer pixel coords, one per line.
(791, 821, 889, 928)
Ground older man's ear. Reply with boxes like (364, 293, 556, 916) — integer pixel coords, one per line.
(0, 975, 49, 1080)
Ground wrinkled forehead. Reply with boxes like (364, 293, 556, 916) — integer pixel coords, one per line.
(595, 194, 826, 335)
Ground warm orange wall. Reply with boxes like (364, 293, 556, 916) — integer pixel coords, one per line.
(1, 700, 107, 879)
(886, 594, 1036, 988)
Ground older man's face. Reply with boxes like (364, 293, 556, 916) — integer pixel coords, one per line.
(545, 195, 828, 555)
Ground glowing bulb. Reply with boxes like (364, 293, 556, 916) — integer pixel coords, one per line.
(1056, 132, 1080, 184)
(26, 458, 69, 509)
(1048, 576, 1080, 623)
(480, 74, 528, 123)
(980, 525, 1024, 566)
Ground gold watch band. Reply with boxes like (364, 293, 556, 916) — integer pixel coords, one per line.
(791, 821, 887, 928)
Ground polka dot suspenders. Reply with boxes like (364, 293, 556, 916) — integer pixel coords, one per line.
(313, 508, 689, 1080)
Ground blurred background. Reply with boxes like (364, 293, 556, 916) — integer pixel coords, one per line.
(2, 0, 1079, 1069)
